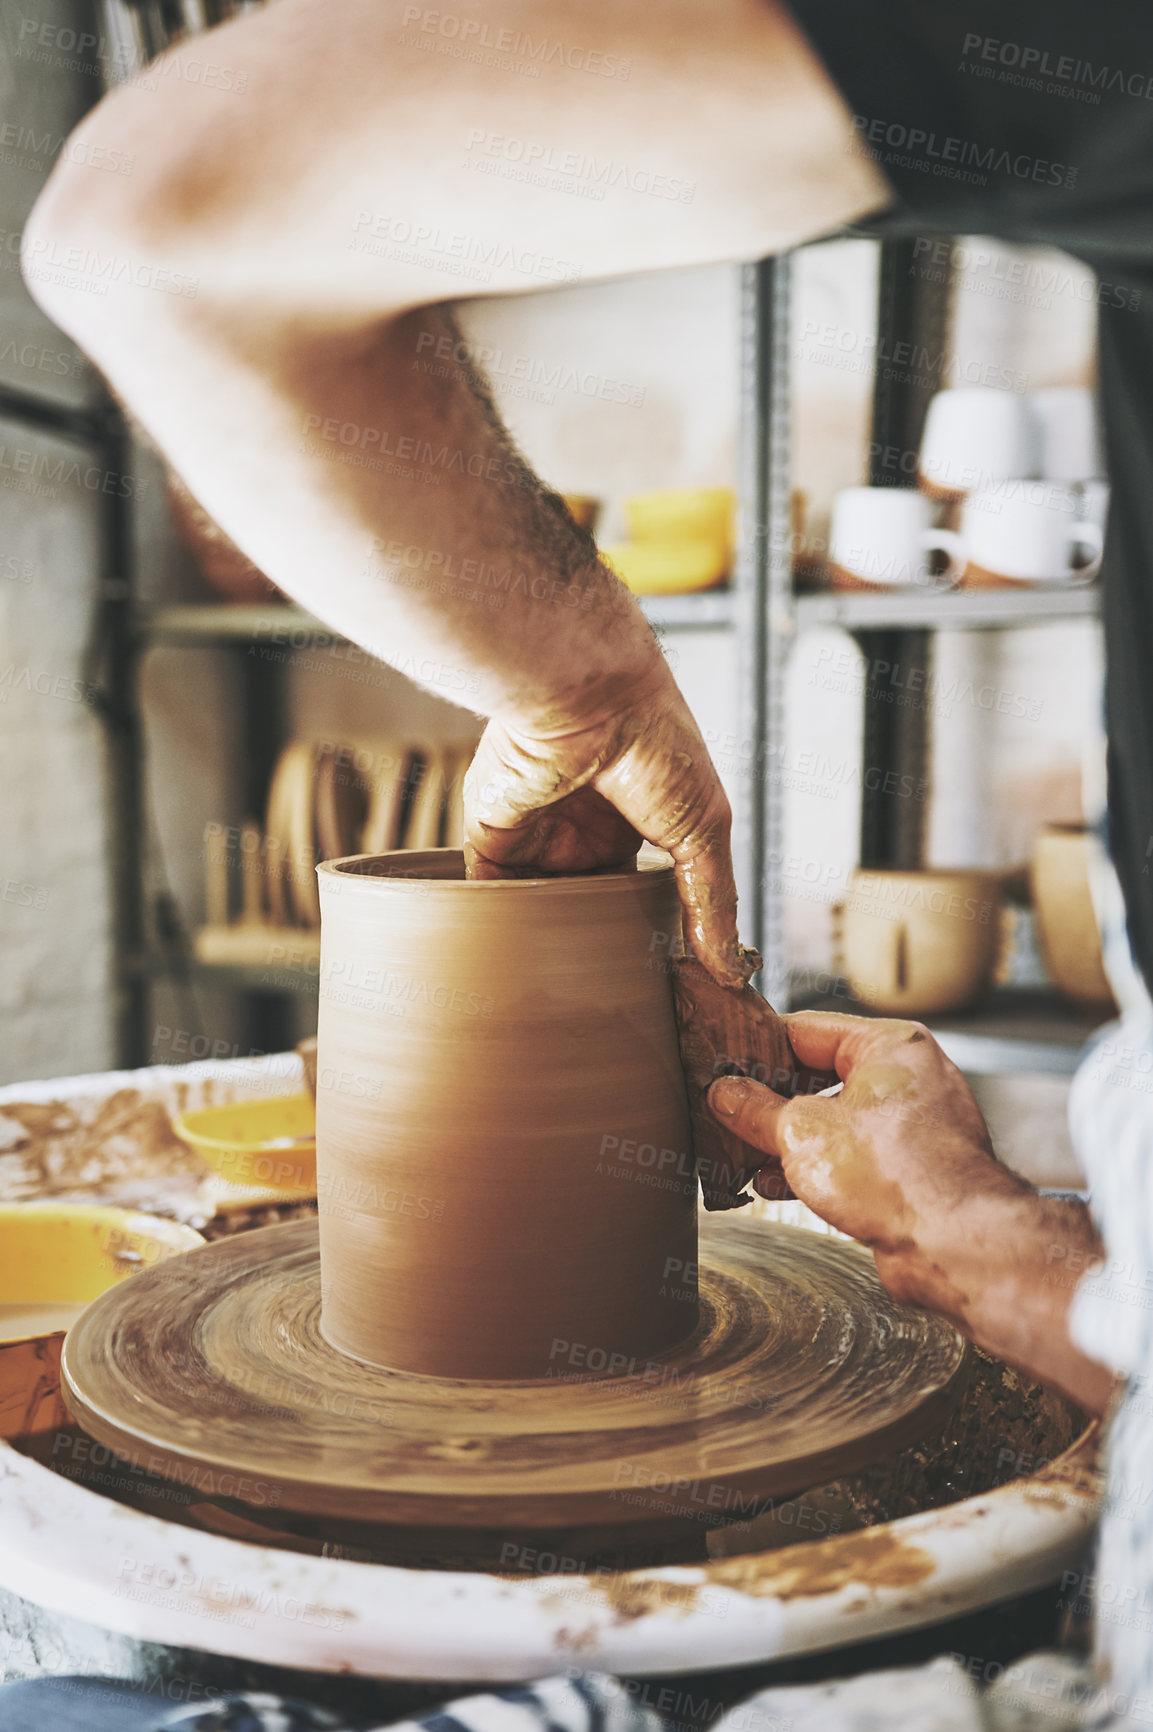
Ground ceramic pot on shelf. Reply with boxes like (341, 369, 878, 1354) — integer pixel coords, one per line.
(1030, 825, 1117, 1011)
(835, 868, 1004, 1017)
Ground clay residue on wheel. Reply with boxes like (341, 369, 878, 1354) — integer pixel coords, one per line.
(0, 1089, 209, 1216)
(576, 1526, 935, 1624)
(547, 1575, 706, 1624)
(817, 1351, 1097, 1533)
(709, 1524, 936, 1600)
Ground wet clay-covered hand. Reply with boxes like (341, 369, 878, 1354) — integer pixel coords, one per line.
(706, 1011, 1116, 1413)
(465, 660, 753, 989)
(672, 955, 798, 1210)
(706, 1011, 1013, 1290)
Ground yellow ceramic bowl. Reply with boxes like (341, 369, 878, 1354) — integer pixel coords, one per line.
(0, 1204, 204, 1346)
(602, 538, 729, 595)
(172, 1093, 318, 1195)
(624, 486, 736, 556)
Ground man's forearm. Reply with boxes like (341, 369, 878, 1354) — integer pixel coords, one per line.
(21, 0, 885, 718)
(51, 290, 661, 724)
(280, 306, 660, 725)
(879, 1187, 1117, 1415)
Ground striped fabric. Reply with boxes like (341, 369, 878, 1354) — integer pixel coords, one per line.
(365, 1673, 666, 1732)
(0, 1673, 667, 1732)
(0, 1656, 1116, 1732)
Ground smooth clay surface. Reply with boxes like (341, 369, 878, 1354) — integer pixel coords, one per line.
(314, 851, 697, 1379)
(61, 1214, 969, 1533)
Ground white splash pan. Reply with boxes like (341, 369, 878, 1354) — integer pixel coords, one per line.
(0, 1056, 1102, 1680)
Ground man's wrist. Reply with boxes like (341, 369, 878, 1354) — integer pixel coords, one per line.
(873, 1169, 1039, 1328)
(497, 610, 670, 740)
(877, 1181, 1109, 1396)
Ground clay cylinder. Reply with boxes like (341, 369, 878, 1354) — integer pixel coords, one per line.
(315, 850, 697, 1379)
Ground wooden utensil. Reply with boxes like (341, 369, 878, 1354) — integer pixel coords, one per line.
(264, 744, 299, 925)
(442, 746, 469, 849)
(273, 741, 319, 927)
(267, 739, 322, 926)
(406, 748, 447, 850)
(239, 821, 265, 926)
(362, 745, 414, 853)
(203, 822, 230, 929)
(314, 744, 371, 862)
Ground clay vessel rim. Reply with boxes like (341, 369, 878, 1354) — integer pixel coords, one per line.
(318, 847, 675, 893)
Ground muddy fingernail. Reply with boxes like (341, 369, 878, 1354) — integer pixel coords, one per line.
(709, 1077, 757, 1117)
(737, 943, 762, 979)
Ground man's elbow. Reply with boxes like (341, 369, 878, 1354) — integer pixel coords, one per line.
(21, 101, 206, 354)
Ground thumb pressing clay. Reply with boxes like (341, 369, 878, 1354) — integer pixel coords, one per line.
(673, 954, 798, 1209)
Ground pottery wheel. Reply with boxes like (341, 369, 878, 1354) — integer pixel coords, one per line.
(61, 1216, 968, 1530)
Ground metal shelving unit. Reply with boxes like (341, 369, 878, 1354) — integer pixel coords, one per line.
(795, 584, 1101, 632)
(738, 256, 793, 1003)
(764, 236, 1109, 1072)
(140, 593, 738, 646)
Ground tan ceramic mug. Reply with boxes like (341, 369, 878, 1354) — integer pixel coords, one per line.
(1030, 824, 1116, 1010)
(834, 868, 1003, 1016)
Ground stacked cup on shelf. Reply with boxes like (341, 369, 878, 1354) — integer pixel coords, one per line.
(827, 385, 1106, 592)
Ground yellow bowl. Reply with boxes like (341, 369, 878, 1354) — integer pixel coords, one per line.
(172, 1093, 318, 1195)
(0, 1204, 204, 1346)
(602, 538, 729, 595)
(624, 486, 736, 556)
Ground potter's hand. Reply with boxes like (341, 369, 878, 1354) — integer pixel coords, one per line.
(464, 660, 753, 989)
(707, 1013, 1003, 1296)
(707, 1011, 1116, 1413)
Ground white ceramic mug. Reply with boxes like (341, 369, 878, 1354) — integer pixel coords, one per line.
(918, 387, 1036, 499)
(828, 487, 964, 590)
(959, 481, 1103, 586)
(1029, 387, 1104, 483)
